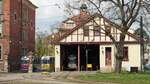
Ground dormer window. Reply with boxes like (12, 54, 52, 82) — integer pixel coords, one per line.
(66, 20, 75, 29)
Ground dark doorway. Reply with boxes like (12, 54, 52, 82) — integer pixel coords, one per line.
(80, 45, 100, 71)
(105, 47, 112, 66)
(60, 44, 100, 71)
(60, 45, 78, 71)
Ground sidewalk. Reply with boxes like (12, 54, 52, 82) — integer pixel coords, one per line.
(0, 72, 88, 84)
(0, 74, 24, 82)
(0, 73, 46, 82)
(0, 71, 116, 84)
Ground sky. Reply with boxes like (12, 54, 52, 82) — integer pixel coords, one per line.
(29, 0, 66, 33)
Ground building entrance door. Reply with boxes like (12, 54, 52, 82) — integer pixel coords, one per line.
(105, 47, 112, 66)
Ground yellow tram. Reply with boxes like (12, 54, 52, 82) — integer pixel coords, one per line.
(41, 56, 55, 72)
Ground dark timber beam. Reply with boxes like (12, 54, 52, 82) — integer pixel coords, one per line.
(78, 45, 80, 71)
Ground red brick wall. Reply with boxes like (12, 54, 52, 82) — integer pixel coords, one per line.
(0, 0, 36, 71)
(9, 0, 22, 70)
(0, 0, 10, 71)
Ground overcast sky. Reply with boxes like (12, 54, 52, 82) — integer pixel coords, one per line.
(29, 0, 66, 33)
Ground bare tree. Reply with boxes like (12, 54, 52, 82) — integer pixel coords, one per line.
(64, 0, 150, 73)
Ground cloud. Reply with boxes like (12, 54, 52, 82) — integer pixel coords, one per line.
(29, 0, 50, 6)
(30, 0, 65, 19)
(36, 15, 66, 34)
(29, 0, 65, 32)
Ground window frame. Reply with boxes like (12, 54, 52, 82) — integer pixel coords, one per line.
(66, 22, 74, 28)
(94, 26, 100, 36)
(0, 45, 2, 60)
(123, 47, 129, 61)
(21, 48, 28, 56)
(83, 26, 89, 36)
(0, 0, 3, 37)
(22, 30, 28, 41)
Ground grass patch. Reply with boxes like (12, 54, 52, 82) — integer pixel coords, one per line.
(76, 71, 150, 84)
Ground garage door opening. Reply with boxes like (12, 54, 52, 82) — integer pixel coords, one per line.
(60, 44, 100, 71)
(80, 45, 100, 71)
(60, 45, 78, 71)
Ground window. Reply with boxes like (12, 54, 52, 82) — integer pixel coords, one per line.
(83, 26, 89, 36)
(94, 26, 100, 36)
(123, 47, 128, 61)
(0, 22, 2, 36)
(105, 25, 111, 35)
(21, 48, 28, 56)
(66, 22, 74, 28)
(0, 46, 1, 59)
(14, 13, 17, 20)
(0, 0, 2, 13)
(13, 12, 17, 23)
(0, 0, 3, 36)
(30, 20, 33, 27)
(22, 7, 28, 22)
(22, 30, 28, 41)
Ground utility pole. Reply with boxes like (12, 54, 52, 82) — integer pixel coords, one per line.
(140, 16, 144, 72)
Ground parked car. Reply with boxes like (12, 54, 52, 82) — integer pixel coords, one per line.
(144, 64, 150, 70)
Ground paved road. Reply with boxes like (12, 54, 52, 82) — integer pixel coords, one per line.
(0, 71, 115, 84)
(0, 72, 88, 84)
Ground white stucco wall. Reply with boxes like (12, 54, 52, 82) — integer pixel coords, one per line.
(55, 45, 60, 72)
(100, 44, 141, 71)
(100, 45, 115, 71)
(122, 44, 141, 71)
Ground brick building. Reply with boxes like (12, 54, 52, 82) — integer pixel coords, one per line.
(0, 0, 37, 72)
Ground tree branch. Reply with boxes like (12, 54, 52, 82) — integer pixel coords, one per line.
(127, 0, 142, 28)
(93, 17, 117, 46)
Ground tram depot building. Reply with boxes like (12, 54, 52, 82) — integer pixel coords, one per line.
(51, 5, 141, 72)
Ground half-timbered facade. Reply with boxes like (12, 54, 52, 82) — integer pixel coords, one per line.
(52, 5, 141, 72)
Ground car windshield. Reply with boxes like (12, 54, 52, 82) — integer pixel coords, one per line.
(21, 60, 28, 64)
(41, 59, 49, 64)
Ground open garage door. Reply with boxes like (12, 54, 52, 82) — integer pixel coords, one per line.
(60, 44, 100, 71)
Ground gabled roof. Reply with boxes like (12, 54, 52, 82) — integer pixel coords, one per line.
(51, 13, 140, 44)
(51, 13, 95, 44)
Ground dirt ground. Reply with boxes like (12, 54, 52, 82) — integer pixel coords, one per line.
(0, 71, 98, 84)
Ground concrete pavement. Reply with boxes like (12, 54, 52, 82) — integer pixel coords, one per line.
(0, 71, 116, 84)
(0, 72, 88, 84)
